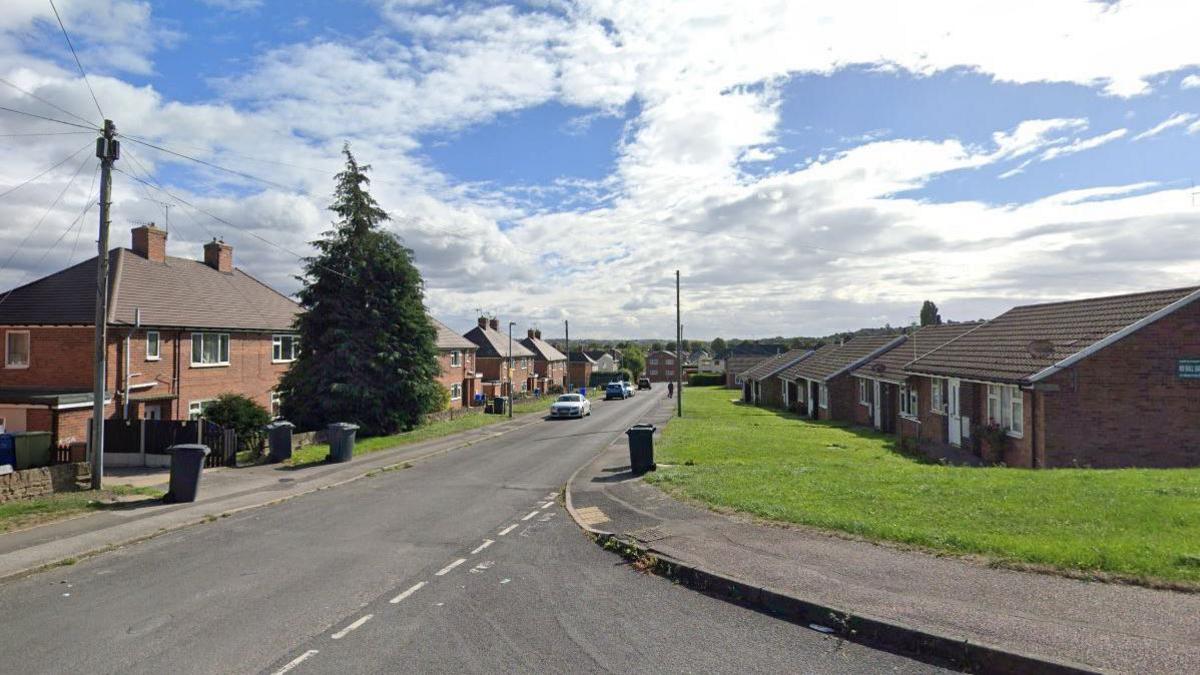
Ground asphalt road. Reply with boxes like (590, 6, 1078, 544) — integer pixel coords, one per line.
(0, 389, 946, 674)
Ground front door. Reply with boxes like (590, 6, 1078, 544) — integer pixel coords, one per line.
(947, 378, 962, 447)
(872, 380, 882, 429)
(808, 380, 819, 418)
(144, 405, 162, 420)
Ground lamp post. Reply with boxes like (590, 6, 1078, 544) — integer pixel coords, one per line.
(508, 321, 516, 418)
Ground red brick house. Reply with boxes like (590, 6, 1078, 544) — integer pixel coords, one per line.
(849, 323, 982, 435)
(778, 335, 905, 421)
(462, 317, 536, 397)
(0, 225, 299, 446)
(430, 317, 479, 407)
(519, 329, 567, 393)
(739, 348, 811, 406)
(567, 350, 594, 391)
(645, 350, 678, 383)
(902, 287, 1200, 468)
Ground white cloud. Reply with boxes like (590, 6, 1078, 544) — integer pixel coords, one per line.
(1181, 74, 1200, 89)
(1131, 112, 1197, 141)
(1040, 128, 1127, 162)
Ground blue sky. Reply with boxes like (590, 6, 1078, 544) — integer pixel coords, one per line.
(2, 1, 1200, 338)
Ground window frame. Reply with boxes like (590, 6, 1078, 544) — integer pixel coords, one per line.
(1008, 386, 1025, 438)
(818, 383, 829, 409)
(272, 334, 299, 363)
(899, 383, 919, 419)
(986, 383, 1024, 438)
(190, 332, 230, 367)
(450, 383, 462, 400)
(449, 350, 462, 367)
(4, 330, 30, 369)
(930, 378, 944, 415)
(858, 379, 871, 406)
(145, 330, 160, 361)
(188, 399, 214, 420)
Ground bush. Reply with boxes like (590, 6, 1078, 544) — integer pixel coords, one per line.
(688, 373, 724, 386)
(202, 393, 272, 459)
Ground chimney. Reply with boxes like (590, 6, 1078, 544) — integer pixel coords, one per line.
(478, 316, 489, 329)
(534, 329, 542, 339)
(203, 238, 233, 273)
(131, 224, 167, 263)
(489, 318, 500, 331)
(527, 328, 536, 339)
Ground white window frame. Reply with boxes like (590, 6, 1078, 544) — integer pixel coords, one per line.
(931, 378, 944, 415)
(270, 391, 282, 418)
(191, 332, 230, 367)
(450, 350, 462, 367)
(986, 383, 1024, 438)
(1009, 387, 1025, 438)
(272, 334, 299, 363)
(188, 399, 214, 420)
(858, 379, 871, 406)
(146, 330, 160, 361)
(450, 383, 462, 400)
(819, 383, 828, 409)
(900, 383, 919, 419)
(5, 330, 30, 369)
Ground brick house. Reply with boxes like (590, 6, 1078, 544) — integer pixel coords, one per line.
(0, 225, 298, 446)
(739, 348, 811, 406)
(723, 343, 788, 388)
(520, 329, 567, 393)
(778, 335, 905, 422)
(462, 317, 536, 397)
(645, 350, 679, 383)
(902, 287, 1200, 468)
(430, 316, 479, 407)
(567, 350, 594, 390)
(848, 323, 982, 435)
(584, 350, 619, 373)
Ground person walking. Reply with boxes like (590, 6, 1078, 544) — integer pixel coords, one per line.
(667, 381, 674, 398)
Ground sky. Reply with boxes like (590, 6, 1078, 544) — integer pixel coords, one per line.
(1, 0, 1199, 340)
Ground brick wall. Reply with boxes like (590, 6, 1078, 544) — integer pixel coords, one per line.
(757, 376, 786, 408)
(476, 356, 535, 394)
(534, 359, 567, 388)
(436, 348, 475, 408)
(645, 351, 678, 382)
(850, 377, 873, 427)
(1037, 303, 1200, 468)
(0, 327, 95, 389)
(826, 375, 857, 423)
(0, 462, 90, 503)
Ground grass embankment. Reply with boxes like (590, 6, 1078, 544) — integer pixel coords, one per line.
(0, 484, 165, 533)
(646, 386, 1200, 587)
(287, 391, 591, 467)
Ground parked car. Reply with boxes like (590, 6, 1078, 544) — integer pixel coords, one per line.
(637, 377, 651, 390)
(550, 393, 591, 418)
(605, 382, 629, 400)
(622, 381, 636, 397)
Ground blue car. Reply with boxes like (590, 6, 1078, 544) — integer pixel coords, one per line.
(605, 382, 629, 400)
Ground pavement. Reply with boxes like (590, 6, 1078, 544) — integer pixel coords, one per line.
(566, 394, 1200, 674)
(0, 387, 940, 674)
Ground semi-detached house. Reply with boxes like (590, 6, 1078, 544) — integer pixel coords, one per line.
(901, 286, 1200, 468)
(463, 317, 536, 397)
(431, 317, 479, 408)
(0, 225, 299, 446)
(645, 350, 678, 383)
(519, 329, 567, 393)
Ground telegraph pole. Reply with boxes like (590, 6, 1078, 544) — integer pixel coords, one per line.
(507, 321, 515, 418)
(675, 270, 682, 418)
(91, 119, 118, 490)
(564, 319, 570, 392)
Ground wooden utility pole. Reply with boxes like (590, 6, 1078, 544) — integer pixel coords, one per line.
(91, 119, 118, 489)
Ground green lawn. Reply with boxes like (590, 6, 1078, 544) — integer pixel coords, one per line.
(646, 386, 1200, 587)
(287, 392, 592, 468)
(0, 484, 165, 533)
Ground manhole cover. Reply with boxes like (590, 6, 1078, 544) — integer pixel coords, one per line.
(627, 525, 667, 543)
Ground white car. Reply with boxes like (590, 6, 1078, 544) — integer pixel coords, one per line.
(550, 393, 591, 418)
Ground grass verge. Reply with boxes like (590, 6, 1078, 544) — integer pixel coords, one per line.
(646, 386, 1200, 587)
(0, 484, 165, 533)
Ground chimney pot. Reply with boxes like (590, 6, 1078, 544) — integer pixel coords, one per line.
(131, 224, 168, 263)
(203, 238, 233, 273)
(527, 328, 536, 339)
(489, 318, 500, 331)
(534, 329, 542, 339)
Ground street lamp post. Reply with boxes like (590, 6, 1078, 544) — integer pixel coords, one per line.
(508, 321, 516, 418)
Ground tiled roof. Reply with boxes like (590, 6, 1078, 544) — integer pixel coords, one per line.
(463, 325, 535, 359)
(430, 316, 476, 351)
(521, 335, 567, 361)
(0, 248, 298, 331)
(741, 348, 811, 380)
(568, 351, 596, 364)
(780, 334, 904, 382)
(905, 286, 1200, 384)
(852, 323, 983, 384)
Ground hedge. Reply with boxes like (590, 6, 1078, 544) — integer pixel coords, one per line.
(688, 373, 725, 386)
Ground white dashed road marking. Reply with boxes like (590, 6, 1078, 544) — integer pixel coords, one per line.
(390, 582, 426, 604)
(471, 539, 494, 554)
(539, 501, 554, 509)
(545, 492, 557, 500)
(273, 650, 319, 675)
(435, 558, 467, 576)
(497, 524, 519, 536)
(331, 615, 373, 640)
(521, 510, 539, 521)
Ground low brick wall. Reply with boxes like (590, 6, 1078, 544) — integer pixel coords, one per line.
(0, 463, 91, 503)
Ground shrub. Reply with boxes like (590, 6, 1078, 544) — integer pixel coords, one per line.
(688, 373, 724, 386)
(202, 393, 272, 459)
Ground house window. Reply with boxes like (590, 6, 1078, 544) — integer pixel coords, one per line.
(5, 330, 30, 369)
(188, 399, 214, 420)
(450, 383, 462, 400)
(819, 383, 828, 409)
(191, 333, 230, 366)
(931, 378, 944, 414)
(272, 334, 299, 362)
(649, 358, 659, 365)
(146, 331, 160, 361)
(858, 379, 871, 406)
(649, 369, 658, 376)
(450, 350, 462, 367)
(987, 384, 1024, 437)
(900, 384, 918, 418)
(270, 391, 282, 418)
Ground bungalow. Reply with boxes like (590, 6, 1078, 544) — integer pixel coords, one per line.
(520, 329, 567, 393)
(462, 317, 536, 397)
(430, 317, 479, 407)
(645, 349, 678, 383)
(739, 348, 811, 406)
(903, 286, 1200, 468)
(567, 350, 595, 391)
(778, 335, 905, 422)
(723, 343, 787, 388)
(0, 225, 299, 446)
(849, 323, 982, 434)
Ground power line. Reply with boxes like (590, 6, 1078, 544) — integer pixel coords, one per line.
(0, 130, 93, 138)
(0, 140, 92, 201)
(0, 153, 94, 279)
(69, 161, 101, 265)
(47, 0, 104, 120)
(0, 103, 98, 131)
(118, 134, 295, 191)
(0, 196, 97, 310)
(0, 76, 98, 128)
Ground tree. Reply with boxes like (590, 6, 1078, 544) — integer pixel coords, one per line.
(279, 145, 443, 435)
(679, 338, 692, 353)
(920, 300, 942, 326)
(651, 341, 663, 351)
(623, 345, 646, 379)
(710, 337, 727, 355)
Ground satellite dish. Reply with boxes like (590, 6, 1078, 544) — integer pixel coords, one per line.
(1027, 339, 1055, 358)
